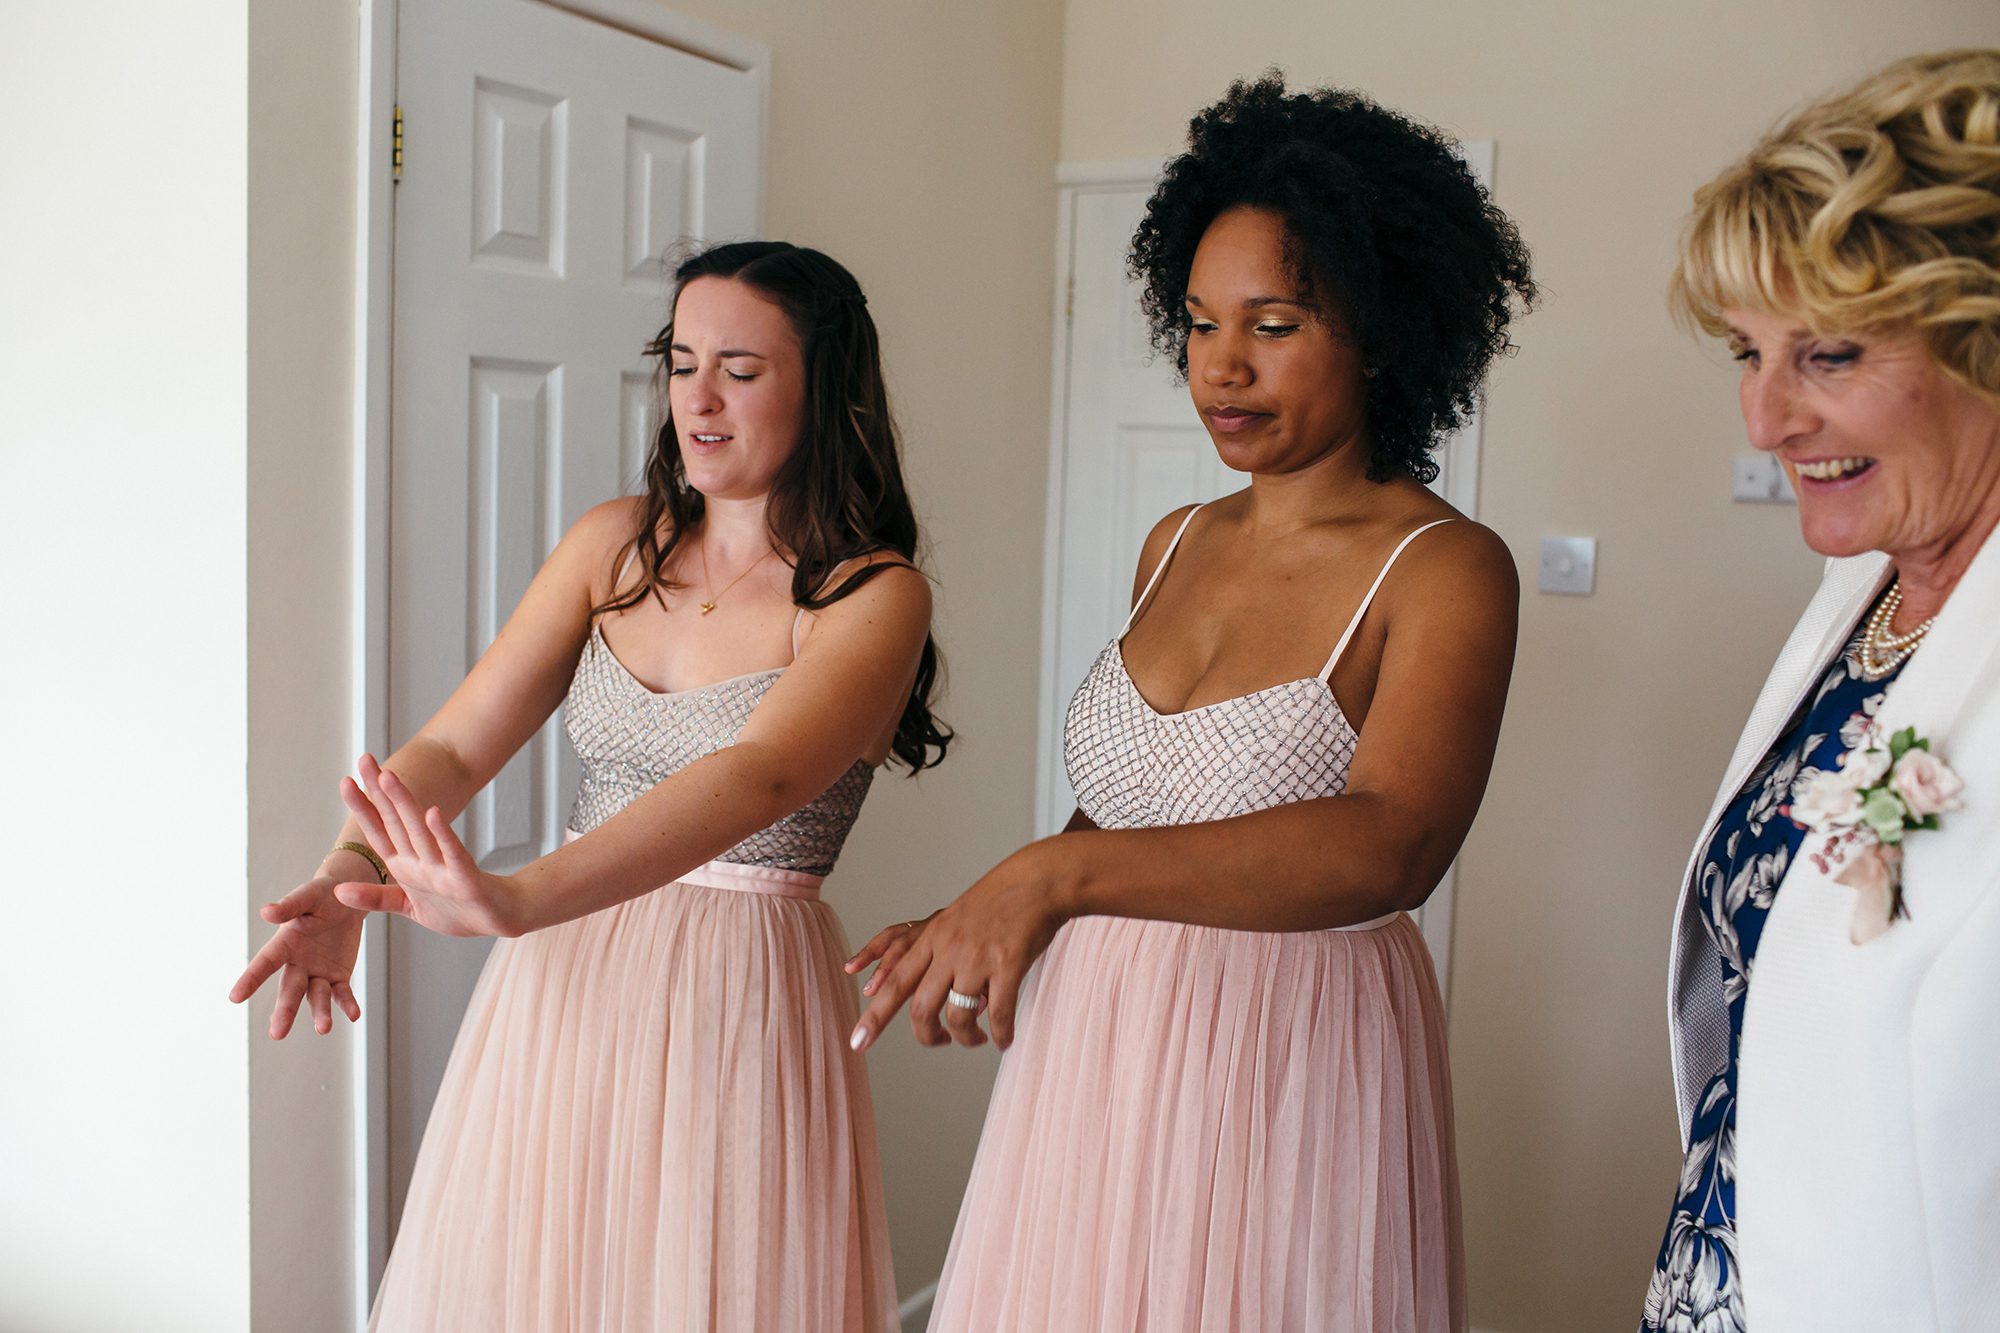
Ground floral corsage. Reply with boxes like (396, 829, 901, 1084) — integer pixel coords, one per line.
(1787, 719, 1964, 944)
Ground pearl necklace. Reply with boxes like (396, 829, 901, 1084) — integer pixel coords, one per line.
(1856, 582, 1936, 681)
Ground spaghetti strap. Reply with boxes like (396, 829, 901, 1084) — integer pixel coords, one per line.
(789, 552, 917, 662)
(1118, 504, 1206, 641)
(1317, 519, 1455, 682)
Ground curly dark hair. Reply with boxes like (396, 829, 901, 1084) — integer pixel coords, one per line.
(1130, 73, 1537, 484)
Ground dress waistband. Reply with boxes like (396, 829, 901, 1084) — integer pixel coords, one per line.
(562, 828, 824, 900)
(1333, 912, 1399, 933)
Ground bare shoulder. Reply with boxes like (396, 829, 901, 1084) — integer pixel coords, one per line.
(567, 496, 647, 553)
(1404, 517, 1516, 586)
(812, 553, 933, 629)
(1130, 502, 1204, 597)
(1385, 516, 1519, 626)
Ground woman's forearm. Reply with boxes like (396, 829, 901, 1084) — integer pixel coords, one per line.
(504, 742, 800, 930)
(1046, 792, 1450, 933)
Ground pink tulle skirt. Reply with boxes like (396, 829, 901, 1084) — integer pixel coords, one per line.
(369, 866, 897, 1333)
(929, 911, 1465, 1333)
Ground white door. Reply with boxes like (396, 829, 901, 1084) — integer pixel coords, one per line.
(1038, 151, 1495, 995)
(385, 0, 763, 1252)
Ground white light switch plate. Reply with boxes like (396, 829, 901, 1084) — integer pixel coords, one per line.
(1539, 536, 1596, 596)
(1732, 453, 1796, 504)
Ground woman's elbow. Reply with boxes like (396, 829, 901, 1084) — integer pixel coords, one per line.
(1382, 826, 1453, 915)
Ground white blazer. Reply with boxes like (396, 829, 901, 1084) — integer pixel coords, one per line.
(1668, 532, 2000, 1332)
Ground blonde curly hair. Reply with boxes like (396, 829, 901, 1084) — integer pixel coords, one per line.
(1671, 48, 2000, 401)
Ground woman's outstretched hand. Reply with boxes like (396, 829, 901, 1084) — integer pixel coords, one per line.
(333, 754, 529, 938)
(229, 877, 365, 1039)
(846, 842, 1073, 1053)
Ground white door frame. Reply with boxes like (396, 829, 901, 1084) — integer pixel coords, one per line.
(1037, 152, 1495, 1011)
(348, 2, 768, 1319)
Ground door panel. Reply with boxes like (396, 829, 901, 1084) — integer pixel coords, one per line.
(386, 0, 760, 1241)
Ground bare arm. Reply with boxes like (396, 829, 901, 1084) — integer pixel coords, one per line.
(850, 519, 1518, 1050)
(338, 561, 933, 936)
(232, 498, 629, 1032)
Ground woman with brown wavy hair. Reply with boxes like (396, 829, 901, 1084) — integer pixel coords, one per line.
(231, 241, 945, 1332)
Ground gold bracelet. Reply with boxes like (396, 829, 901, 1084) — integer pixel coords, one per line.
(328, 840, 389, 884)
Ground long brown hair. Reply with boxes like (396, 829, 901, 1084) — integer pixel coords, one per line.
(593, 240, 951, 772)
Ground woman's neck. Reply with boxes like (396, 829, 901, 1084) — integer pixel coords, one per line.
(1241, 442, 1397, 536)
(697, 492, 778, 563)
(1893, 494, 2000, 629)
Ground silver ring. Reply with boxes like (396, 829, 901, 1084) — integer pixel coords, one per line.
(944, 988, 981, 1011)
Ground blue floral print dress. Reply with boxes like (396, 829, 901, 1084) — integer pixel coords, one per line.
(1641, 627, 1905, 1333)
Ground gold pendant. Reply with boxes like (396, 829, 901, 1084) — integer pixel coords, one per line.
(699, 602, 716, 615)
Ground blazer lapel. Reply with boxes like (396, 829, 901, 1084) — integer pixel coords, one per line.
(1707, 554, 1892, 830)
(1668, 551, 1890, 1140)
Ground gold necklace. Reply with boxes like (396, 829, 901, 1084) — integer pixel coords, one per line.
(696, 535, 773, 615)
(1856, 581, 1936, 680)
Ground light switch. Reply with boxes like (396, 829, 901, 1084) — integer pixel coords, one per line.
(1732, 453, 1796, 504)
(1539, 536, 1596, 596)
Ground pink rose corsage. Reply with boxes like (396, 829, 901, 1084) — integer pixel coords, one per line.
(1786, 721, 1964, 944)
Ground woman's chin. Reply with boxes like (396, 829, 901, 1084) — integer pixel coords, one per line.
(1795, 511, 1882, 561)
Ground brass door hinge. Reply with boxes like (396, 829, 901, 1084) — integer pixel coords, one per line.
(392, 104, 404, 181)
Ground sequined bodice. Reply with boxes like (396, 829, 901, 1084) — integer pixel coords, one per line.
(1063, 643, 1359, 829)
(1062, 506, 1451, 832)
(563, 625, 873, 875)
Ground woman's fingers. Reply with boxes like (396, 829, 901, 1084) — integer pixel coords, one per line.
(339, 776, 402, 866)
(270, 964, 308, 1040)
(229, 940, 286, 1004)
(859, 932, 919, 996)
(375, 766, 434, 862)
(850, 936, 933, 1052)
(845, 925, 902, 974)
(308, 978, 333, 1035)
(986, 965, 1024, 1050)
(262, 880, 321, 925)
(334, 880, 412, 916)
(906, 963, 955, 1048)
(332, 980, 361, 1023)
(355, 756, 414, 859)
(429, 806, 479, 884)
(939, 977, 988, 1048)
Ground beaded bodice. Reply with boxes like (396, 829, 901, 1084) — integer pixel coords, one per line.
(1062, 506, 1451, 832)
(563, 625, 873, 875)
(1063, 643, 1358, 830)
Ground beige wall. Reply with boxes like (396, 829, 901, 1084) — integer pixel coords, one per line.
(651, 0, 1068, 1302)
(247, 1, 362, 1328)
(1057, 4, 2000, 1330)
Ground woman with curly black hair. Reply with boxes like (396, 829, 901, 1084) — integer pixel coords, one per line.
(849, 75, 1533, 1331)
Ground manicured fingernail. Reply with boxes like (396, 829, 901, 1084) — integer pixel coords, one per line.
(849, 1026, 867, 1050)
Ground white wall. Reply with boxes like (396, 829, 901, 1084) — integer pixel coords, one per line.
(0, 4, 254, 1330)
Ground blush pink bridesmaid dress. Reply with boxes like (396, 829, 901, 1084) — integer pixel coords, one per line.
(369, 621, 897, 1333)
(929, 508, 1467, 1333)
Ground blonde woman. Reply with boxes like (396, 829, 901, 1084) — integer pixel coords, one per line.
(1647, 50, 2000, 1333)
